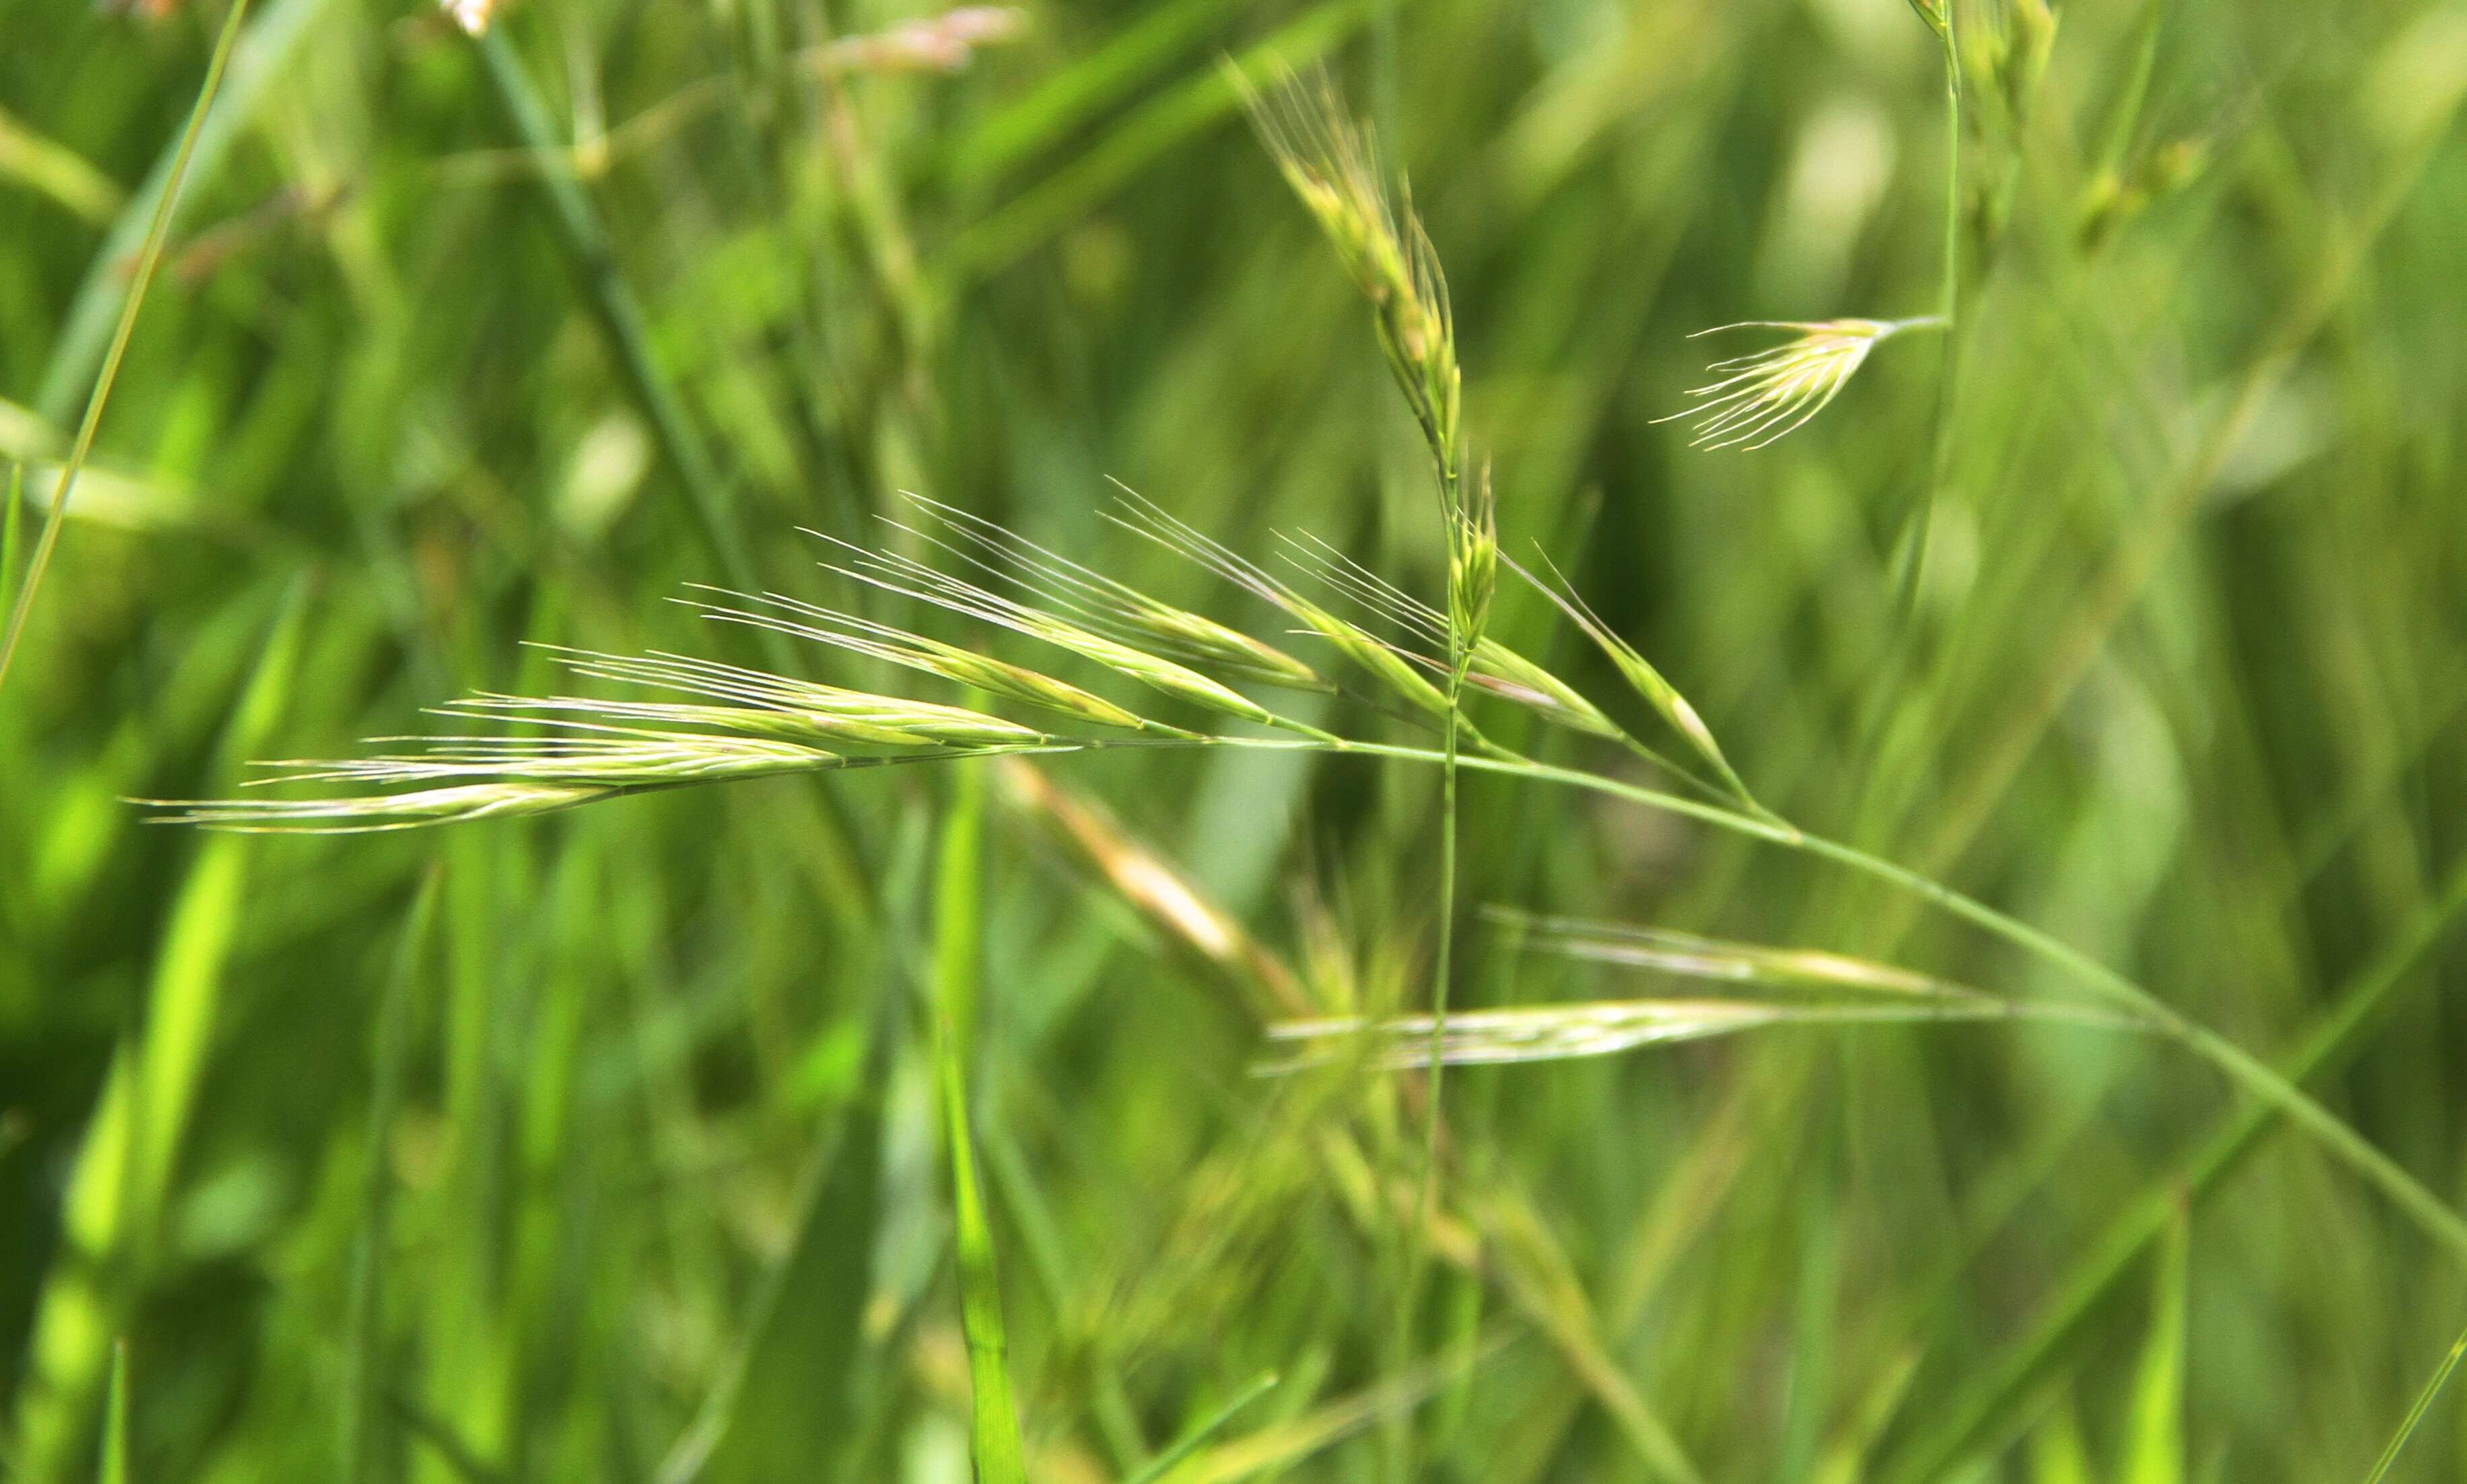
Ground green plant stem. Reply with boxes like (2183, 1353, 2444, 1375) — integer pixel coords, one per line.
(1875, 852, 2467, 1483)
(2363, 1316, 2467, 1484)
(1391, 649, 1469, 1483)
(100, 1342, 129, 1484)
(1122, 1371, 1280, 1484)
(471, 31, 762, 605)
(3, 463, 24, 605)
(0, 0, 253, 706)
(1894, 22, 1961, 623)
(934, 762, 1029, 1484)
(1129, 735, 2467, 1261)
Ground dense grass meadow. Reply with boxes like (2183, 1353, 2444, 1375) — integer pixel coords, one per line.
(11, 0, 2467, 1478)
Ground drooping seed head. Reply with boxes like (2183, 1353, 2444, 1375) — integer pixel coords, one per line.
(904, 491, 1331, 692)
(809, 529, 1320, 737)
(534, 646, 1050, 749)
(1509, 549, 1761, 811)
(1260, 999, 1790, 1072)
(1656, 317, 1938, 451)
(1493, 910, 1992, 1003)
(680, 587, 1170, 735)
(1112, 490, 1456, 724)
(1273, 529, 1622, 742)
(159, 781, 611, 833)
(1907, 0, 1950, 41)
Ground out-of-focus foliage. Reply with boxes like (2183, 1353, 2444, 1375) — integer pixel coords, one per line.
(7, 0, 2467, 1479)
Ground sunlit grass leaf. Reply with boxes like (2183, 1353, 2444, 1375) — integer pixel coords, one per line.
(2026, 1394, 2094, 1484)
(2124, 1207, 2190, 1484)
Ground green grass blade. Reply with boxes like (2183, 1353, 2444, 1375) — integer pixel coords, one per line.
(343, 872, 440, 1484)
(936, 761, 1028, 1483)
(470, 29, 765, 607)
(668, 986, 893, 1484)
(2027, 1396, 2093, 1484)
(3, 461, 22, 607)
(1122, 1372, 1280, 1484)
(2123, 1209, 2188, 1484)
(33, 0, 333, 423)
(0, 0, 255, 707)
(947, 0, 1241, 190)
(945, 0, 1406, 282)
(2361, 1318, 2467, 1484)
(99, 1341, 129, 1484)
(0, 105, 125, 226)
(1874, 853, 2467, 1483)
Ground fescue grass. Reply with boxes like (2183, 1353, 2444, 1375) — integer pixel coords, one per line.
(10, 1, 2467, 1481)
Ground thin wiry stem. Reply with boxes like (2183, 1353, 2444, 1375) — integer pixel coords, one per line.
(2362, 1316, 2467, 1484)
(156, 713, 2467, 1262)
(0, 0, 255, 707)
(1894, 17, 1964, 619)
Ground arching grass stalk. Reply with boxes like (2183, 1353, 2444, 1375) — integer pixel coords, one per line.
(0, 0, 255, 706)
(147, 465, 2467, 1268)
(158, 702, 2467, 1267)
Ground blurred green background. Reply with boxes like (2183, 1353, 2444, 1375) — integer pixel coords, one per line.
(7, 0, 2467, 1479)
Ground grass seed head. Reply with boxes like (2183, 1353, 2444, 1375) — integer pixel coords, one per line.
(1446, 463, 1497, 660)
(440, 0, 494, 34)
(1240, 66, 1462, 492)
(906, 492, 1331, 692)
(159, 781, 611, 833)
(1261, 999, 1788, 1072)
(533, 646, 1049, 748)
(1511, 549, 1759, 807)
(681, 588, 1168, 733)
(1493, 910, 1991, 1002)
(1657, 317, 1938, 451)
(1114, 491, 1457, 724)
(1278, 531, 1619, 740)
(1907, 0, 1951, 41)
(813, 529, 1316, 736)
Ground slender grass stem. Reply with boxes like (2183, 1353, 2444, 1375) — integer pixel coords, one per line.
(2362, 1316, 2467, 1484)
(0, 0, 254, 706)
(1392, 648, 1468, 1482)
(1149, 736, 2467, 1261)
(1893, 22, 1962, 622)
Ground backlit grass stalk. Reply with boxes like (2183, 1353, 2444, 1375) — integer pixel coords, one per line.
(0, 0, 254, 706)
